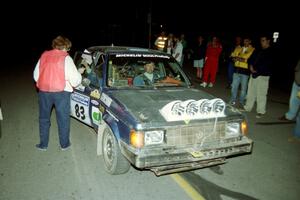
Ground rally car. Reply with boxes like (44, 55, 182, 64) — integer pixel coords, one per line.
(70, 46, 253, 176)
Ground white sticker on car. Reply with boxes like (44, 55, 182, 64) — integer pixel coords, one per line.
(70, 93, 91, 125)
(159, 98, 226, 122)
(100, 93, 112, 107)
(91, 100, 99, 106)
(71, 93, 89, 106)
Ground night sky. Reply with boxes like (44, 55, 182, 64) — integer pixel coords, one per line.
(3, 0, 300, 88)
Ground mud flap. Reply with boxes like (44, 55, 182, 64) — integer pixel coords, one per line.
(97, 122, 106, 155)
(0, 107, 2, 120)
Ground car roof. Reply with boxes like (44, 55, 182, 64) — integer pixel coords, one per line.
(86, 46, 167, 55)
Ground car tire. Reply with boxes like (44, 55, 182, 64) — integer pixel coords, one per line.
(102, 127, 130, 175)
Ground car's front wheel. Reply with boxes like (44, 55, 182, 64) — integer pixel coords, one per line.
(102, 127, 130, 175)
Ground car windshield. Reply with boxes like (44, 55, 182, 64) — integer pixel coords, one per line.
(107, 53, 190, 88)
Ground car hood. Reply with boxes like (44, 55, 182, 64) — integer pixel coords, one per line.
(108, 88, 239, 125)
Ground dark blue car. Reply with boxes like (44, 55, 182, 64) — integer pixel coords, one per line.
(70, 46, 253, 176)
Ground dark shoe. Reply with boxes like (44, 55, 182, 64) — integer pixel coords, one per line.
(35, 144, 47, 151)
(278, 115, 292, 121)
(237, 104, 245, 110)
(61, 144, 71, 151)
(239, 106, 249, 112)
(229, 101, 236, 106)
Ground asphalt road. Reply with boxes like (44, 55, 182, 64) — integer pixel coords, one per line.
(0, 64, 299, 200)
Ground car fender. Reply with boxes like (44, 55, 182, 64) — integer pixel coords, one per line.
(96, 113, 121, 156)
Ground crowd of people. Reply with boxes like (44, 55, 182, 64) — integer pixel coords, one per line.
(154, 31, 300, 143)
(32, 33, 299, 152)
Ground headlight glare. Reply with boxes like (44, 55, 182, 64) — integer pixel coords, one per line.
(130, 130, 144, 148)
(241, 120, 248, 135)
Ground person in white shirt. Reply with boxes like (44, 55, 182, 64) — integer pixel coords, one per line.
(172, 34, 183, 66)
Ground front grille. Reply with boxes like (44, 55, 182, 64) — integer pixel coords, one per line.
(166, 121, 226, 146)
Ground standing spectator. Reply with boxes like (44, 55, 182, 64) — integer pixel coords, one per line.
(279, 58, 300, 122)
(289, 89, 300, 143)
(193, 35, 206, 79)
(172, 34, 183, 66)
(154, 31, 167, 51)
(229, 36, 255, 107)
(180, 33, 188, 66)
(33, 35, 82, 151)
(164, 33, 174, 55)
(243, 34, 274, 118)
(227, 36, 242, 88)
(201, 36, 223, 88)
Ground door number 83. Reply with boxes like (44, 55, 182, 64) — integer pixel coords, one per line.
(75, 104, 85, 120)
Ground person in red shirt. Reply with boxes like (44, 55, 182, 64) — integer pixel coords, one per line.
(33, 35, 82, 151)
(200, 36, 222, 88)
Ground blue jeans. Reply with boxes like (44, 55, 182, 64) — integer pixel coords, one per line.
(286, 82, 300, 120)
(227, 62, 235, 84)
(230, 73, 249, 105)
(38, 91, 71, 148)
(294, 113, 300, 138)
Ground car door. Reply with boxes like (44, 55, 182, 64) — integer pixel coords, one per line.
(70, 50, 104, 128)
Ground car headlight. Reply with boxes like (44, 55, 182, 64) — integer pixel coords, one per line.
(225, 122, 240, 138)
(130, 130, 165, 148)
(145, 130, 164, 146)
(225, 120, 248, 137)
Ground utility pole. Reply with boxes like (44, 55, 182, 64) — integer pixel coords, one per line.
(148, 0, 152, 49)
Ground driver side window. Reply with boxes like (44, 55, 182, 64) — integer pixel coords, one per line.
(74, 51, 103, 89)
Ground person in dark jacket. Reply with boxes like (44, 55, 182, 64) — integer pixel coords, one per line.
(193, 35, 206, 79)
(242, 35, 274, 118)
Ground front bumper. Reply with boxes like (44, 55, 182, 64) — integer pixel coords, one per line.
(120, 137, 253, 176)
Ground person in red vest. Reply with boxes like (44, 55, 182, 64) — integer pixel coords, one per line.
(33, 35, 82, 151)
(200, 36, 223, 88)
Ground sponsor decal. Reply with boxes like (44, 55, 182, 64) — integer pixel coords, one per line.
(92, 106, 102, 124)
(159, 98, 226, 122)
(90, 89, 100, 99)
(91, 100, 99, 106)
(100, 93, 112, 107)
(93, 112, 100, 121)
(71, 101, 91, 126)
(116, 54, 142, 57)
(71, 93, 89, 106)
(142, 54, 170, 59)
(115, 54, 170, 59)
(99, 105, 105, 113)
